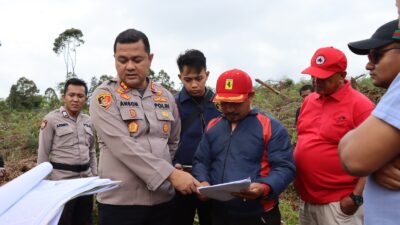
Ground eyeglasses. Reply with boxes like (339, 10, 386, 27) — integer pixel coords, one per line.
(368, 47, 400, 64)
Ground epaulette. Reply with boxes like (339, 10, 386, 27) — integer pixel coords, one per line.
(105, 78, 117, 85)
(150, 80, 164, 96)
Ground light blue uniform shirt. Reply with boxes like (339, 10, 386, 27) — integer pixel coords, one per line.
(364, 73, 400, 225)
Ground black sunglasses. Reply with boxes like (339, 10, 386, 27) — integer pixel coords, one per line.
(368, 47, 400, 64)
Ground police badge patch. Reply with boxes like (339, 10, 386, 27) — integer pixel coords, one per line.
(40, 120, 47, 130)
(97, 93, 112, 109)
(129, 109, 137, 118)
(128, 121, 139, 133)
(162, 123, 169, 133)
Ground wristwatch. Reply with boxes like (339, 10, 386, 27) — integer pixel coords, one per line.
(349, 193, 363, 206)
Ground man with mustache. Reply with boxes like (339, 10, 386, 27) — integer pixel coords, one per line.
(90, 28, 199, 225)
(193, 69, 295, 225)
(294, 47, 375, 225)
(37, 78, 97, 225)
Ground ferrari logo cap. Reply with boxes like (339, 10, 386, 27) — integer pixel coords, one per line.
(213, 69, 253, 103)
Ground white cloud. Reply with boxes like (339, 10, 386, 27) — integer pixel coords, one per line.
(0, 0, 396, 98)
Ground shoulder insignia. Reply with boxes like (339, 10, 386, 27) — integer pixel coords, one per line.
(150, 80, 163, 96)
(150, 80, 156, 92)
(40, 120, 48, 130)
(97, 93, 112, 110)
(62, 111, 68, 118)
(108, 79, 117, 85)
(156, 90, 163, 96)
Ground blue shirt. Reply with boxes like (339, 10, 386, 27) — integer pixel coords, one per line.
(365, 73, 400, 225)
(174, 88, 221, 165)
(372, 74, 400, 129)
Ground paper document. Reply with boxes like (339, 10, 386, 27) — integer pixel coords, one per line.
(0, 162, 52, 216)
(0, 162, 120, 225)
(198, 177, 251, 201)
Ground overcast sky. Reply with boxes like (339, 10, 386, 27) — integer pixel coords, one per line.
(0, 0, 396, 99)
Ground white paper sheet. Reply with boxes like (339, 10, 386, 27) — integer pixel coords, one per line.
(198, 177, 251, 201)
(0, 162, 52, 216)
(0, 163, 120, 225)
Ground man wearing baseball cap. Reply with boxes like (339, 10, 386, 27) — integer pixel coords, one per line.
(294, 47, 374, 225)
(192, 69, 295, 225)
(340, 19, 400, 225)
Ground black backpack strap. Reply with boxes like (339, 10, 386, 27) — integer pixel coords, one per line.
(177, 89, 215, 135)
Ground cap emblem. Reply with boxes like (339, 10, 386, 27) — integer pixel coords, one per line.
(316, 55, 325, 65)
(225, 79, 233, 90)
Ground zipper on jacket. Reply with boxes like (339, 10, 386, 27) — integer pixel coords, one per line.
(221, 122, 235, 183)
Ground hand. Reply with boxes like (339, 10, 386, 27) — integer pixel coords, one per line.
(168, 169, 200, 195)
(196, 181, 210, 201)
(231, 182, 267, 200)
(339, 196, 358, 216)
(372, 157, 400, 190)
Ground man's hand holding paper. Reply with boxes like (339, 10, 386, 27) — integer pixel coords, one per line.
(231, 182, 269, 200)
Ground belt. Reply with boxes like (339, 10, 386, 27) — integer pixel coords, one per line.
(51, 162, 90, 172)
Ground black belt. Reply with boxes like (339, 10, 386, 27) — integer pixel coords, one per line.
(51, 162, 90, 172)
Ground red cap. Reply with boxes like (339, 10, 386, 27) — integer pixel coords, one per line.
(302, 47, 347, 79)
(213, 69, 253, 103)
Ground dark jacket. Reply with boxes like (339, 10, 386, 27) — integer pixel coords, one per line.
(174, 88, 221, 165)
(193, 109, 296, 216)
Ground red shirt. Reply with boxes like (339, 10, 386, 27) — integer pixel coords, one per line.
(294, 81, 374, 204)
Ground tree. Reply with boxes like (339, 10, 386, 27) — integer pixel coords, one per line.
(148, 69, 176, 93)
(56, 72, 78, 95)
(6, 77, 42, 110)
(44, 87, 60, 109)
(53, 28, 84, 76)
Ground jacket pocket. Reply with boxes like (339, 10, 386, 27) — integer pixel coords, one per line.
(320, 114, 352, 143)
(55, 126, 74, 136)
(120, 108, 145, 137)
(54, 126, 75, 147)
(155, 110, 175, 138)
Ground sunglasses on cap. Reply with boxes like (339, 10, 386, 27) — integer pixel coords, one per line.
(368, 47, 400, 64)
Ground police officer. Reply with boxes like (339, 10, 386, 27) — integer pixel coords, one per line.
(37, 78, 97, 225)
(89, 29, 200, 225)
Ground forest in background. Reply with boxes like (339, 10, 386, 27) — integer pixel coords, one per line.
(0, 69, 386, 225)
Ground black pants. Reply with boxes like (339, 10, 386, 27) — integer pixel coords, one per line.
(172, 192, 212, 225)
(98, 200, 173, 225)
(211, 204, 281, 225)
(58, 195, 93, 225)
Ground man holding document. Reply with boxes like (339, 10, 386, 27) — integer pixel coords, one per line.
(193, 69, 296, 225)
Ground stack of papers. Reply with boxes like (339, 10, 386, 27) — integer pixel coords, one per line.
(198, 177, 251, 201)
(0, 162, 120, 225)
